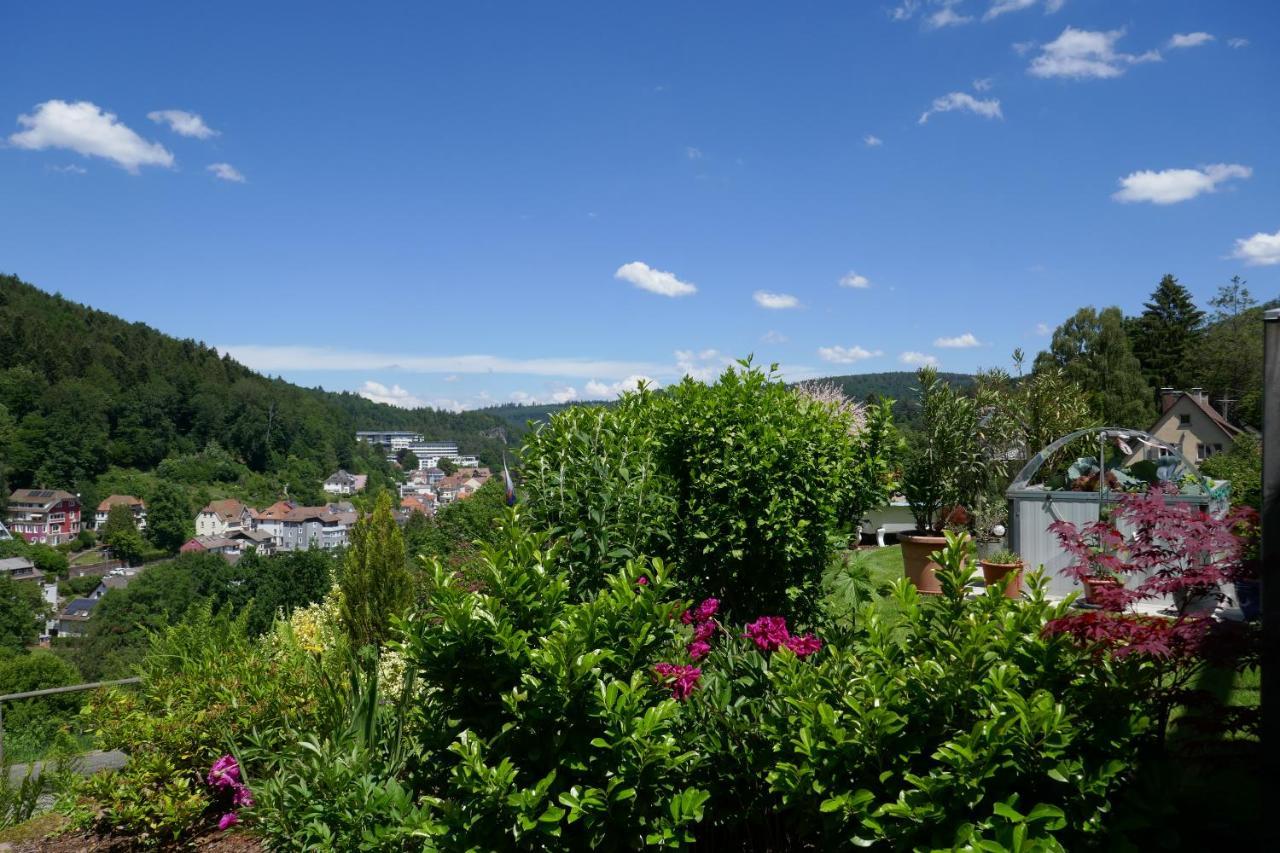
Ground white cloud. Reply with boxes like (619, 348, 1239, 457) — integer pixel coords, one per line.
(839, 271, 871, 289)
(1228, 37, 1249, 49)
(1230, 228, 1280, 266)
(762, 330, 789, 344)
(207, 162, 246, 183)
(510, 386, 580, 405)
(358, 381, 429, 408)
(675, 349, 734, 381)
(926, 6, 972, 29)
(919, 92, 1003, 124)
(900, 351, 939, 366)
(1028, 28, 1161, 79)
(615, 261, 697, 297)
(972, 77, 994, 91)
(1012, 40, 1037, 56)
(9, 100, 174, 173)
(818, 345, 883, 364)
(1168, 32, 1214, 49)
(1035, 322, 1052, 335)
(753, 290, 799, 309)
(1044, 0, 1066, 11)
(889, 1, 920, 22)
(934, 332, 982, 348)
(984, 0, 1036, 21)
(216, 344, 664, 379)
(147, 109, 218, 139)
(1112, 163, 1251, 204)
(585, 375, 658, 398)
(685, 146, 703, 160)
(864, 134, 883, 147)
(49, 164, 87, 174)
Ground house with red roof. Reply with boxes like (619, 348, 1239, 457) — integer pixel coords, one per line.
(5, 489, 81, 545)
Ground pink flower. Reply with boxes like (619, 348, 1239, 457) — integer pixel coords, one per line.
(653, 663, 702, 700)
(207, 755, 240, 789)
(232, 786, 255, 808)
(218, 812, 239, 831)
(692, 619, 718, 642)
(693, 598, 719, 623)
(636, 576, 649, 586)
(688, 640, 711, 661)
(744, 616, 791, 652)
(681, 609, 694, 624)
(783, 633, 822, 658)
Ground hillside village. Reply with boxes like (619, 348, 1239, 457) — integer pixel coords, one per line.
(1, 432, 491, 644)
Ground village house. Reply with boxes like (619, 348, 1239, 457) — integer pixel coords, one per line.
(1128, 387, 1244, 465)
(254, 501, 355, 552)
(401, 494, 437, 517)
(95, 494, 147, 531)
(0, 555, 43, 582)
(5, 489, 81, 545)
(323, 469, 368, 495)
(58, 597, 98, 638)
(180, 535, 244, 560)
(195, 498, 255, 537)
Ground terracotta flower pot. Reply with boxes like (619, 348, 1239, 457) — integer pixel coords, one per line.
(900, 531, 948, 595)
(1081, 575, 1122, 607)
(980, 560, 1024, 599)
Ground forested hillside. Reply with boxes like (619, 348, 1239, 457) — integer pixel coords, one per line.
(0, 275, 516, 510)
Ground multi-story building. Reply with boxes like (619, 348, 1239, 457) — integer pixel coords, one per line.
(5, 489, 81, 545)
(356, 430, 424, 447)
(255, 501, 355, 552)
(195, 499, 255, 537)
(95, 495, 147, 531)
(323, 470, 368, 495)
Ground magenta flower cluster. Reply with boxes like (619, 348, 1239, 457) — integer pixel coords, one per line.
(207, 754, 253, 831)
(653, 662, 702, 700)
(743, 616, 822, 658)
(682, 598, 720, 661)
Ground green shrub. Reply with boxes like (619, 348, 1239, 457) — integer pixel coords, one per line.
(75, 605, 327, 846)
(521, 361, 891, 619)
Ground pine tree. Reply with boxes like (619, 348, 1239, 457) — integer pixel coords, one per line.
(339, 490, 412, 648)
(146, 482, 193, 553)
(1035, 307, 1154, 428)
(1129, 274, 1204, 393)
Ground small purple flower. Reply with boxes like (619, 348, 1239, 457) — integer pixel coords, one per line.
(207, 755, 241, 789)
(218, 812, 239, 831)
(636, 576, 649, 586)
(744, 616, 791, 652)
(783, 633, 822, 658)
(688, 640, 711, 661)
(693, 598, 720, 623)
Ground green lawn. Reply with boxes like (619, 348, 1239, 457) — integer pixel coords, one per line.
(857, 545, 904, 590)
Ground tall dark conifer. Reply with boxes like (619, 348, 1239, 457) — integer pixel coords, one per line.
(1130, 274, 1205, 394)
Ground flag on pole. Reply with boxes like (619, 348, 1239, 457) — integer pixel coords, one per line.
(503, 452, 517, 506)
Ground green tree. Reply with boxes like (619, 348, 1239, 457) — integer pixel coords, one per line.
(101, 502, 145, 566)
(146, 481, 193, 553)
(1035, 306, 1154, 427)
(437, 457, 458, 476)
(235, 548, 335, 635)
(396, 448, 420, 471)
(339, 491, 411, 648)
(1129, 274, 1204, 394)
(0, 577, 40, 653)
(1185, 278, 1267, 429)
(1199, 434, 1262, 510)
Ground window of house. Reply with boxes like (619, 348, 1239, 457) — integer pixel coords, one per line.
(1178, 414, 1191, 428)
(1197, 443, 1206, 460)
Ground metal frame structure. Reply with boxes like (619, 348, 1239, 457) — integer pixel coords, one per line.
(0, 677, 139, 766)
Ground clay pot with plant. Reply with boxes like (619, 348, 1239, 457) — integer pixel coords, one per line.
(979, 550, 1024, 598)
(900, 368, 981, 594)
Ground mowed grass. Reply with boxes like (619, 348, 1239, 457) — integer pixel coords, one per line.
(856, 544, 904, 590)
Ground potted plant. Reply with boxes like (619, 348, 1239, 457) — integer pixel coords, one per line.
(979, 550, 1023, 598)
(900, 368, 977, 594)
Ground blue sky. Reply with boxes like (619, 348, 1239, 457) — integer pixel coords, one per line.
(3, 1, 1277, 410)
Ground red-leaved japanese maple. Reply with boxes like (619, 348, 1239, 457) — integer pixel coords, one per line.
(1042, 486, 1259, 746)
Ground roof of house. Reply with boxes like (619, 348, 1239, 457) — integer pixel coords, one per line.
(97, 494, 145, 512)
(199, 498, 250, 521)
(8, 489, 78, 508)
(0, 557, 36, 572)
(325, 469, 357, 484)
(226, 528, 273, 543)
(62, 597, 99, 619)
